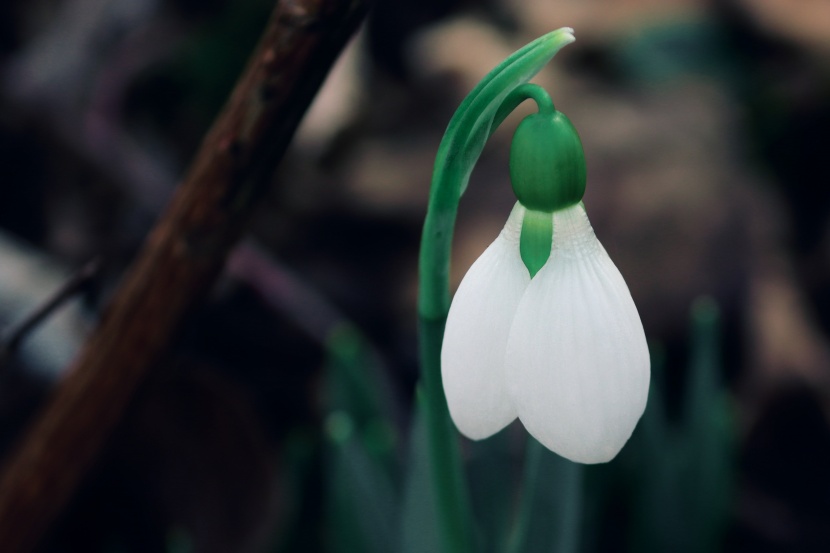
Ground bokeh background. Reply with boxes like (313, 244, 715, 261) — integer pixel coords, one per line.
(1, 0, 829, 551)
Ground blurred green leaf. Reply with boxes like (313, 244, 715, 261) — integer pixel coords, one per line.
(466, 431, 514, 553)
(326, 324, 398, 437)
(627, 297, 735, 553)
(613, 20, 738, 87)
(323, 323, 402, 553)
(325, 413, 399, 553)
(682, 297, 734, 551)
(399, 405, 444, 553)
(508, 439, 582, 553)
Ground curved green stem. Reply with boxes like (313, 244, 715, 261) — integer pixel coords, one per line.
(492, 83, 556, 132)
(416, 29, 575, 553)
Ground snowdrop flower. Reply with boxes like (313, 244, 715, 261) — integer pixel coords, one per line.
(441, 107, 650, 464)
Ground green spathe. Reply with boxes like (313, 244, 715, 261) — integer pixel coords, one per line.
(510, 111, 586, 213)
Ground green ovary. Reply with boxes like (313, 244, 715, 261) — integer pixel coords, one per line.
(509, 111, 587, 213)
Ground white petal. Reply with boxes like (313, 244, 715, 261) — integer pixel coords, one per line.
(442, 203, 529, 439)
(506, 204, 649, 463)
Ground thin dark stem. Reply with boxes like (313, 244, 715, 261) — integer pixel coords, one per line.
(0, 258, 102, 368)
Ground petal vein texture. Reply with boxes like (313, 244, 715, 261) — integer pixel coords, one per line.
(506, 204, 649, 463)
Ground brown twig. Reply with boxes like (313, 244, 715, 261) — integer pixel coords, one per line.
(0, 257, 102, 369)
(0, 1, 370, 551)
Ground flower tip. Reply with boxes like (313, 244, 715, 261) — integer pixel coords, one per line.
(565, 445, 625, 465)
(558, 27, 576, 44)
(539, 27, 576, 49)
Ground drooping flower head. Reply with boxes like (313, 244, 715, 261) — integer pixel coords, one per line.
(441, 81, 650, 464)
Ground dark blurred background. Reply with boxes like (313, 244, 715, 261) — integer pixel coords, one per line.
(0, 0, 829, 551)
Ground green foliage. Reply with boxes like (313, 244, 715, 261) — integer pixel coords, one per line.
(466, 432, 514, 553)
(323, 324, 401, 553)
(325, 416, 399, 553)
(310, 295, 736, 553)
(399, 406, 444, 553)
(508, 440, 583, 553)
(627, 297, 735, 553)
